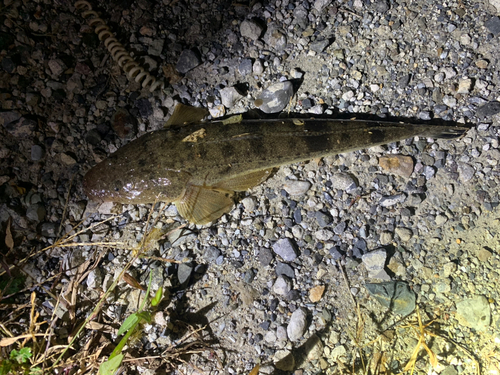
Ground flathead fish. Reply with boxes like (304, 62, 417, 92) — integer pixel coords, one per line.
(84, 104, 468, 224)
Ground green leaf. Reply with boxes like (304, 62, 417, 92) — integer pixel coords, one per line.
(0, 360, 13, 375)
(30, 367, 43, 375)
(99, 354, 124, 375)
(136, 311, 151, 323)
(117, 313, 139, 336)
(10, 347, 32, 364)
(151, 287, 163, 307)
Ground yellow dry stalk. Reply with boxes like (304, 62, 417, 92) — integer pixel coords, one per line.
(402, 307, 438, 374)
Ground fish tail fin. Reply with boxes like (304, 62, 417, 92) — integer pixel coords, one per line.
(421, 125, 469, 139)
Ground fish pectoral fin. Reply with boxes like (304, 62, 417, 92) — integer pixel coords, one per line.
(214, 169, 273, 191)
(175, 184, 235, 225)
(165, 103, 208, 127)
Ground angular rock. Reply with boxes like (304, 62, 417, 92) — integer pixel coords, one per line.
(238, 58, 253, 76)
(309, 285, 325, 302)
(276, 261, 295, 278)
(395, 227, 412, 241)
(177, 262, 193, 286)
(240, 19, 264, 40)
(220, 86, 243, 108)
(365, 281, 416, 316)
(263, 26, 287, 52)
(255, 81, 293, 113)
(272, 238, 299, 261)
(485, 16, 500, 35)
(176, 49, 201, 74)
(273, 275, 292, 295)
(310, 38, 330, 53)
(379, 155, 414, 178)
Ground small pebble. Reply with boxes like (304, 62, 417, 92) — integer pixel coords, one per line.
(287, 308, 308, 341)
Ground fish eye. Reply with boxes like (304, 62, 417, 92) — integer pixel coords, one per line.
(114, 180, 123, 191)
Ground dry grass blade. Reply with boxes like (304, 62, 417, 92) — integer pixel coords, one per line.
(122, 272, 147, 290)
(402, 307, 438, 374)
(4, 216, 14, 251)
(0, 333, 49, 347)
(336, 260, 366, 374)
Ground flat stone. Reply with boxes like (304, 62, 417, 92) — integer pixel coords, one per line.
(435, 214, 448, 225)
(476, 101, 500, 118)
(31, 145, 44, 161)
(3, 116, 37, 138)
(238, 58, 253, 76)
(276, 261, 295, 278)
(305, 334, 324, 360)
(315, 229, 333, 241)
(177, 262, 193, 286)
(476, 248, 492, 262)
(456, 295, 491, 331)
(204, 246, 221, 262)
(253, 60, 264, 75)
(365, 281, 416, 316)
(458, 162, 475, 182)
(362, 250, 387, 273)
(333, 221, 346, 235)
(241, 197, 256, 212)
(310, 38, 330, 53)
(379, 155, 414, 178)
(0, 111, 22, 128)
(275, 350, 295, 371)
(272, 238, 299, 261)
(283, 180, 311, 195)
(379, 231, 393, 245)
(314, 0, 332, 11)
(259, 247, 274, 266)
(315, 211, 332, 228)
(287, 307, 308, 341)
(395, 227, 412, 241)
(331, 173, 358, 191)
(379, 194, 406, 207)
(485, 16, 500, 35)
(176, 49, 201, 74)
(26, 203, 46, 222)
(309, 285, 325, 302)
(457, 78, 472, 94)
(61, 153, 77, 165)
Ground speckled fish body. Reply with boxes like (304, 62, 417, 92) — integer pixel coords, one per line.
(84, 116, 467, 224)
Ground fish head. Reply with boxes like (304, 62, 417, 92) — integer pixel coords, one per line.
(83, 158, 146, 203)
(83, 154, 189, 204)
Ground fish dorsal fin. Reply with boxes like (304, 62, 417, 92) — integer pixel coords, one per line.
(175, 185, 235, 225)
(214, 169, 273, 191)
(165, 103, 208, 127)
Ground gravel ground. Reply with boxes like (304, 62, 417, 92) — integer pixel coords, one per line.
(1, 0, 500, 374)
